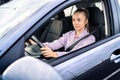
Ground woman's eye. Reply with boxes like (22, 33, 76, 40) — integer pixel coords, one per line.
(72, 19, 75, 21)
(72, 18, 81, 22)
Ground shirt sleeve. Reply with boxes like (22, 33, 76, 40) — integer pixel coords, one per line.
(56, 51, 68, 57)
(43, 33, 67, 50)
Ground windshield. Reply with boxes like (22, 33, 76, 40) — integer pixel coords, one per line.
(0, 0, 52, 39)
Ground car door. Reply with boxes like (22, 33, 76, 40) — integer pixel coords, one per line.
(71, 34, 120, 80)
(52, 34, 120, 80)
(21, 0, 120, 80)
(49, 0, 120, 80)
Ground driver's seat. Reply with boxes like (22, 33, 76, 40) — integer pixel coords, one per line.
(87, 7, 105, 41)
(40, 11, 66, 43)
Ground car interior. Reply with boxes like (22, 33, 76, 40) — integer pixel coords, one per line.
(33, 3, 106, 42)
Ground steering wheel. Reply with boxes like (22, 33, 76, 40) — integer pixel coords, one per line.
(25, 36, 44, 57)
(31, 36, 44, 48)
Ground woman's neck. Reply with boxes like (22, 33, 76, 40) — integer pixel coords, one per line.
(75, 28, 85, 38)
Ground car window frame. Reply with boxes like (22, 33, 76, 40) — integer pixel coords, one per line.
(24, 0, 113, 65)
(48, 1, 118, 65)
(107, 0, 120, 34)
(115, 0, 120, 32)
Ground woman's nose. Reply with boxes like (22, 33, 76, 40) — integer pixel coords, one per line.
(74, 21, 78, 25)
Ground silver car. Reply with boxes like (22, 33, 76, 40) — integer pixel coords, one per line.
(0, 0, 120, 80)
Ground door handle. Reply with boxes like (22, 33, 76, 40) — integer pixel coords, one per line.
(110, 54, 120, 63)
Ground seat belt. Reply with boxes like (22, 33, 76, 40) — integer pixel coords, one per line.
(66, 24, 104, 52)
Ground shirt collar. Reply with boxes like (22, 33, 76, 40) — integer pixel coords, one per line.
(72, 28, 89, 39)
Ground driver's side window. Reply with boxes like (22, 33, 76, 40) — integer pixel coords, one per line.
(24, 1, 107, 60)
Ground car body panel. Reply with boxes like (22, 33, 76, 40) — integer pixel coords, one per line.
(54, 34, 120, 80)
(73, 59, 120, 80)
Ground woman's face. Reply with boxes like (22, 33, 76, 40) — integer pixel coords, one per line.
(72, 12, 88, 32)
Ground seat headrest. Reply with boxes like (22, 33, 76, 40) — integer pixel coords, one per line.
(87, 7, 104, 26)
(54, 11, 65, 20)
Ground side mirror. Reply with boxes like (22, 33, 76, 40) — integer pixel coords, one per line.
(2, 56, 63, 80)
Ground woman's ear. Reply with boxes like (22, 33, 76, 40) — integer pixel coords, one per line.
(86, 19, 88, 24)
(85, 19, 89, 31)
(85, 19, 88, 27)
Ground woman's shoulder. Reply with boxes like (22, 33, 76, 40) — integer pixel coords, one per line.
(88, 34, 96, 41)
(63, 30, 74, 35)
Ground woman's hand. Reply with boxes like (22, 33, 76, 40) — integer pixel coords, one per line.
(40, 46, 58, 58)
(25, 39, 36, 46)
(29, 39, 37, 45)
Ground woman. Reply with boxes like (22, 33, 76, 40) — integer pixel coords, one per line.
(40, 8, 96, 58)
